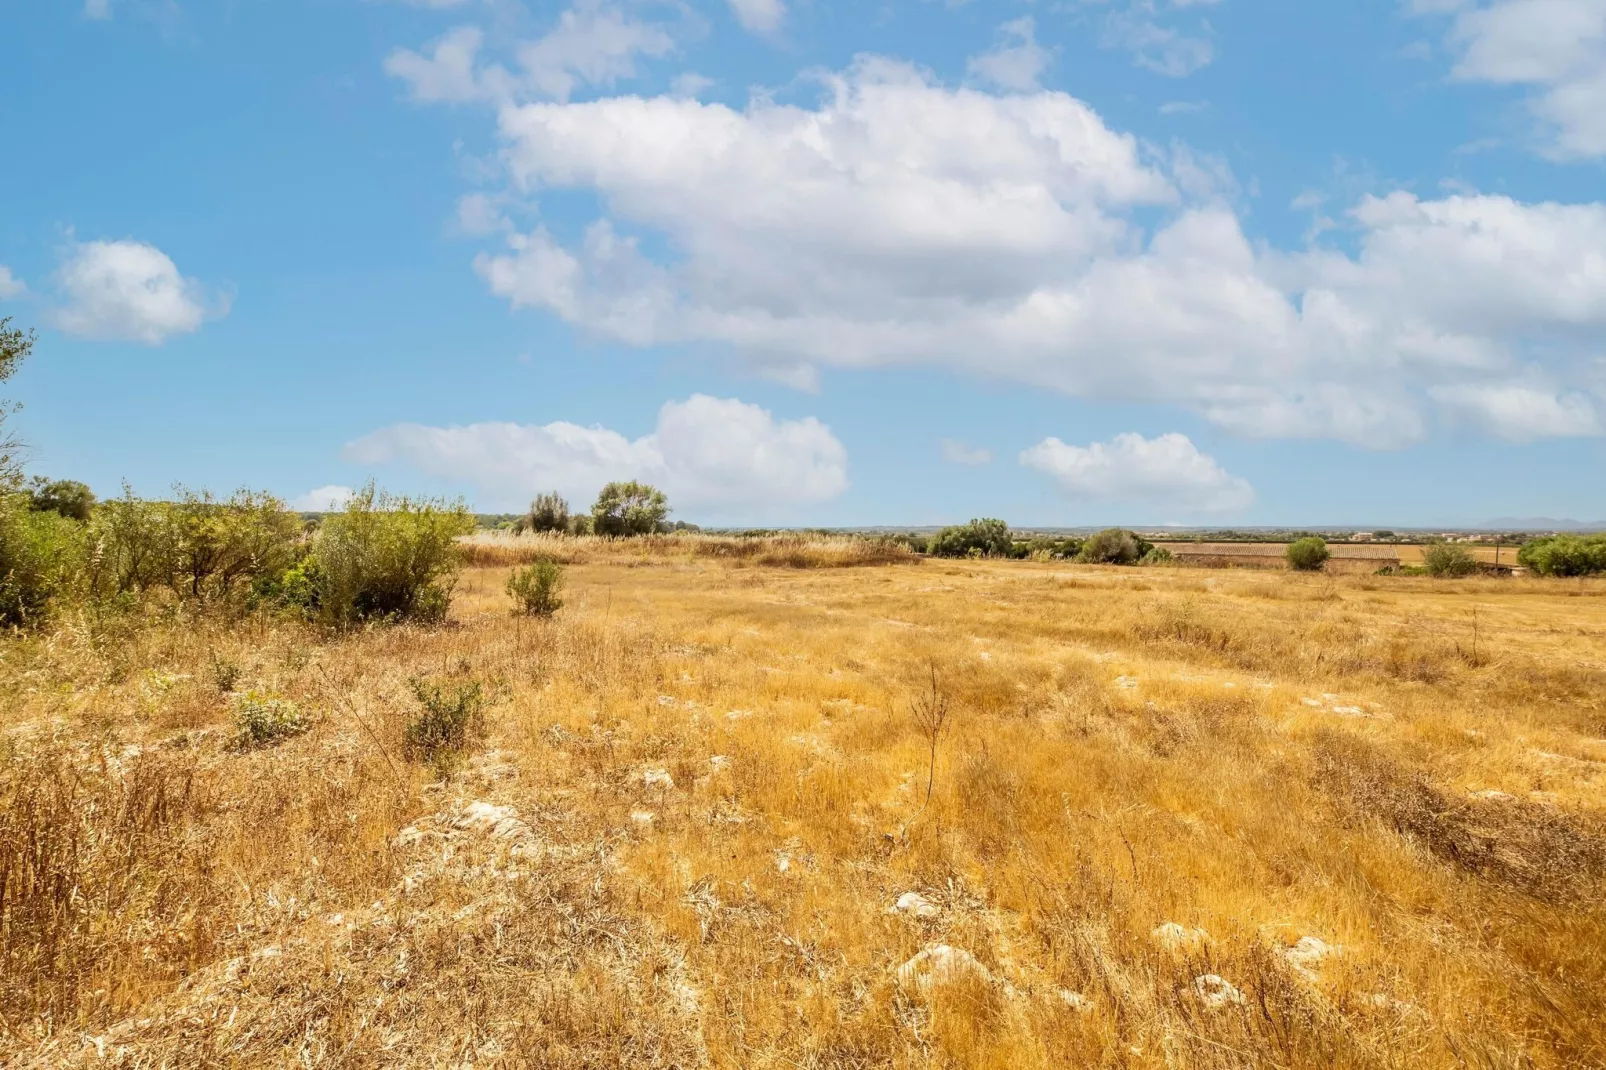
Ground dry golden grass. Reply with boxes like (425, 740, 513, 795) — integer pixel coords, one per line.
(458, 530, 918, 569)
(2, 556, 1604, 1068)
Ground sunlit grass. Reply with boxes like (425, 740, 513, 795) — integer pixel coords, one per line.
(2, 554, 1602, 1067)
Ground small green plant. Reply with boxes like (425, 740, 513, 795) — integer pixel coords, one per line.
(404, 676, 487, 772)
(232, 691, 311, 748)
(1423, 542, 1479, 578)
(209, 654, 243, 694)
(507, 558, 564, 616)
(1287, 537, 1331, 572)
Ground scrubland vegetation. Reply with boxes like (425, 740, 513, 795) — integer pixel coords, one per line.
(2, 517, 1605, 1067)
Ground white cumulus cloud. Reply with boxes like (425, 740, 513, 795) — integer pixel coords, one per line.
(1021, 432, 1254, 512)
(967, 17, 1053, 91)
(1429, 381, 1602, 439)
(343, 395, 848, 518)
(52, 240, 222, 344)
(0, 266, 24, 300)
(463, 59, 1606, 446)
(727, 0, 785, 35)
(291, 485, 356, 512)
(385, 2, 675, 105)
(1418, 0, 1606, 158)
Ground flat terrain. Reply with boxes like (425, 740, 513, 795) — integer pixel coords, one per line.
(4, 554, 1605, 1067)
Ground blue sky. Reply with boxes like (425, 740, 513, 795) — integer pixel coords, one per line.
(2, 0, 1604, 527)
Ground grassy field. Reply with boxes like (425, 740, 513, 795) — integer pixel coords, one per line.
(3, 548, 1605, 1067)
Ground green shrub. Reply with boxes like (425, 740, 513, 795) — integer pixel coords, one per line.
(929, 518, 1013, 558)
(169, 487, 301, 601)
(231, 690, 311, 748)
(1518, 535, 1606, 577)
(405, 676, 487, 772)
(300, 485, 474, 627)
(87, 486, 176, 596)
(0, 495, 87, 627)
(1423, 542, 1479, 578)
(507, 558, 564, 616)
(1078, 529, 1151, 565)
(28, 478, 95, 521)
(591, 481, 668, 537)
(1138, 546, 1175, 566)
(515, 492, 570, 535)
(1286, 537, 1331, 572)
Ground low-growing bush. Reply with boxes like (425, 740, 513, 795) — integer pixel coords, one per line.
(404, 676, 488, 772)
(231, 691, 311, 748)
(1423, 542, 1479, 578)
(1078, 528, 1152, 565)
(508, 558, 564, 616)
(1286, 537, 1331, 572)
(1519, 534, 1606, 577)
(297, 484, 475, 627)
(929, 518, 1013, 558)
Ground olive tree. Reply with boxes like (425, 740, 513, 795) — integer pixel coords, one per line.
(591, 481, 668, 537)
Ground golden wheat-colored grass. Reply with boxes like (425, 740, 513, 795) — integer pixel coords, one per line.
(458, 530, 918, 569)
(2, 556, 1604, 1068)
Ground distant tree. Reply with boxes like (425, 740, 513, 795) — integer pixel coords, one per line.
(568, 513, 595, 537)
(28, 477, 95, 521)
(928, 518, 1013, 558)
(591, 481, 669, 537)
(1286, 537, 1331, 572)
(1518, 535, 1606, 577)
(1374, 530, 1396, 540)
(1079, 528, 1147, 565)
(516, 492, 570, 534)
(1423, 542, 1479, 578)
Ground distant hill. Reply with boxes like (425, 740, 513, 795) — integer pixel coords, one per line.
(1481, 517, 1606, 532)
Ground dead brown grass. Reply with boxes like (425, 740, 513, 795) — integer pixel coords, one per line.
(1, 559, 1603, 1067)
(458, 530, 918, 569)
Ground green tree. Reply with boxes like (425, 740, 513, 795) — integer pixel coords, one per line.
(928, 518, 1014, 558)
(1423, 542, 1479, 578)
(591, 481, 669, 537)
(1079, 529, 1150, 565)
(515, 491, 570, 534)
(0, 494, 87, 626)
(28, 478, 95, 521)
(1517, 535, 1606, 577)
(1286, 537, 1331, 572)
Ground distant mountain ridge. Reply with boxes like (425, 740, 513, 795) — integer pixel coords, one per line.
(1480, 518, 1606, 532)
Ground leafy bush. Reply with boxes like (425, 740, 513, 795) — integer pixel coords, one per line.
(1519, 535, 1606, 577)
(591, 481, 668, 537)
(169, 487, 301, 600)
(404, 676, 487, 772)
(507, 558, 564, 616)
(28, 478, 95, 521)
(1423, 542, 1480, 578)
(86, 486, 176, 596)
(298, 485, 475, 627)
(1018, 536, 1083, 561)
(1138, 546, 1175, 566)
(515, 492, 570, 535)
(0, 495, 87, 627)
(231, 691, 311, 748)
(1286, 537, 1331, 572)
(929, 518, 1013, 558)
(1078, 529, 1152, 565)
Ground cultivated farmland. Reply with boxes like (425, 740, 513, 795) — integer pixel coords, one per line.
(2, 544, 1604, 1068)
